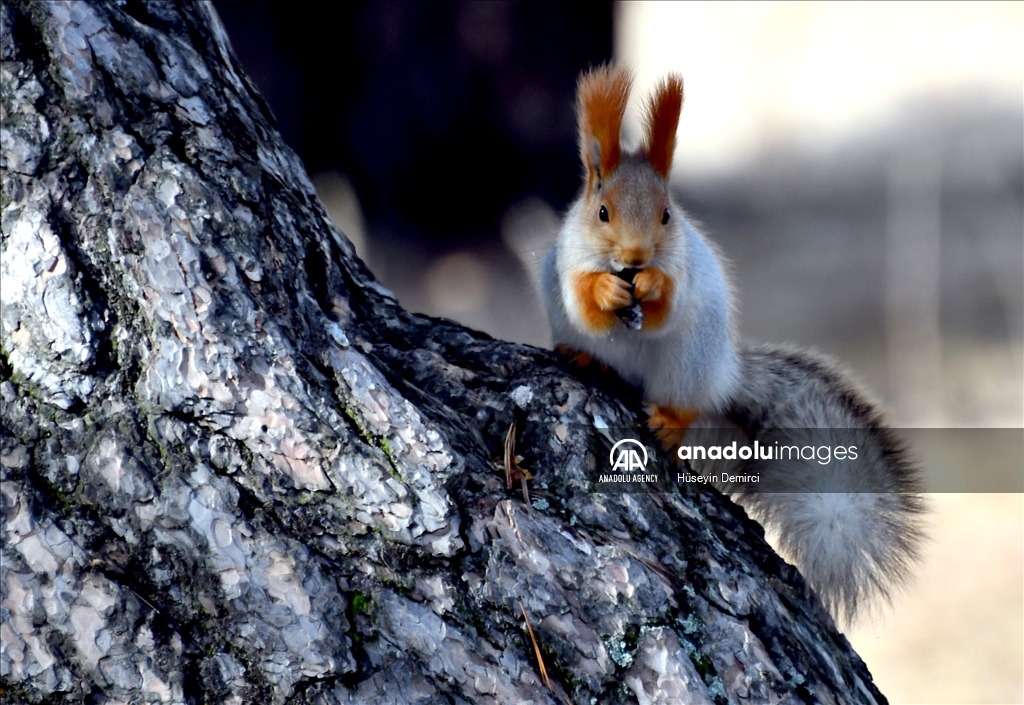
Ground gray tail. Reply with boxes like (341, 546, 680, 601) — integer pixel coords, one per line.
(694, 345, 927, 623)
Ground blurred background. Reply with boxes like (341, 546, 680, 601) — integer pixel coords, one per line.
(212, 2, 1022, 702)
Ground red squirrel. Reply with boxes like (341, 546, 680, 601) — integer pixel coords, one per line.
(541, 66, 925, 623)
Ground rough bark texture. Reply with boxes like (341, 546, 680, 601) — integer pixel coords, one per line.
(1, 1, 887, 703)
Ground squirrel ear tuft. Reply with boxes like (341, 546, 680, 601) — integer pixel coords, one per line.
(643, 74, 684, 180)
(577, 65, 633, 187)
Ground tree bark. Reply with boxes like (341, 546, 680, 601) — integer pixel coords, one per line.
(1, 1, 887, 703)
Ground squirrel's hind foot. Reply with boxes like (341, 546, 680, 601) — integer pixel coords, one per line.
(646, 404, 699, 449)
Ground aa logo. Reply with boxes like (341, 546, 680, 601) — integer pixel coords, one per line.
(609, 439, 648, 473)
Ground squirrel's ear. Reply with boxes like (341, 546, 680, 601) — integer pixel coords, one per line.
(577, 65, 632, 189)
(643, 74, 684, 180)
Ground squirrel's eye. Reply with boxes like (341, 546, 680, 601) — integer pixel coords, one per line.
(599, 205, 609, 222)
(662, 209, 670, 225)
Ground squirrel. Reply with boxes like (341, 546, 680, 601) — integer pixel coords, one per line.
(540, 65, 925, 623)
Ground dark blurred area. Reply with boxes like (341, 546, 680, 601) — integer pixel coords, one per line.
(211, 0, 612, 248)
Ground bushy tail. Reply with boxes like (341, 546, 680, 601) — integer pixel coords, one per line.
(689, 345, 926, 623)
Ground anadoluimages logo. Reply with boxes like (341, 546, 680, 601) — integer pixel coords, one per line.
(609, 438, 648, 473)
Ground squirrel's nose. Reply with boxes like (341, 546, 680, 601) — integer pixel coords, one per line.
(617, 246, 651, 268)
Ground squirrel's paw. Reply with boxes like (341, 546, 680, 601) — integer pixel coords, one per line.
(636, 268, 674, 330)
(593, 272, 634, 311)
(646, 404, 699, 450)
(554, 344, 609, 372)
(571, 272, 632, 332)
(632, 267, 667, 302)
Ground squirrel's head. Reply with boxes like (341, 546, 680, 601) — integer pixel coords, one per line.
(576, 66, 684, 270)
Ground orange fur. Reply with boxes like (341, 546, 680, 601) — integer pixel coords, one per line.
(592, 272, 633, 310)
(577, 66, 633, 187)
(572, 271, 631, 332)
(643, 75, 684, 180)
(646, 404, 699, 449)
(554, 344, 609, 371)
(634, 267, 674, 330)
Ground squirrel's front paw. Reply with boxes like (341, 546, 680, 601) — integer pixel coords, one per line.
(632, 267, 667, 302)
(634, 267, 674, 330)
(593, 272, 633, 311)
(572, 272, 633, 332)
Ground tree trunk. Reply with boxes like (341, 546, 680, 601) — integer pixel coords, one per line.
(1, 1, 888, 703)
